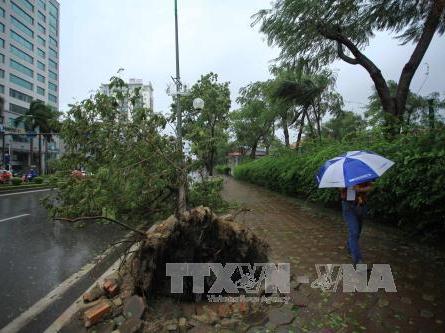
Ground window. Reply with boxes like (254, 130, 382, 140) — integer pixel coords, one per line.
(10, 103, 28, 114)
(38, 23, 46, 34)
(37, 0, 46, 10)
(37, 36, 45, 47)
(37, 86, 45, 96)
(49, 24, 57, 36)
(37, 73, 45, 83)
(37, 48, 45, 58)
(37, 60, 45, 70)
(10, 45, 33, 64)
(10, 59, 33, 78)
(10, 30, 34, 51)
(48, 82, 57, 92)
(49, 15, 57, 29)
(0, 38, 4, 48)
(37, 10, 46, 22)
(49, 2, 58, 18)
(9, 88, 33, 103)
(0, 85, 4, 94)
(49, 70, 57, 81)
(0, 69, 4, 78)
(11, 16, 34, 38)
(15, 0, 34, 12)
(11, 2, 34, 25)
(49, 58, 57, 70)
(0, 7, 5, 18)
(49, 36, 57, 47)
(0, 22, 4, 33)
(49, 47, 57, 58)
(10, 73, 33, 91)
(48, 93, 57, 104)
(0, 53, 4, 63)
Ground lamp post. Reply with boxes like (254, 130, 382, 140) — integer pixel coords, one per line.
(174, 0, 187, 214)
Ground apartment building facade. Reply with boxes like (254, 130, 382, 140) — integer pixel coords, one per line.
(0, 0, 61, 173)
(99, 78, 154, 114)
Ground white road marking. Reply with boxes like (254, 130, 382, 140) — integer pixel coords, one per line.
(0, 188, 52, 198)
(0, 232, 133, 333)
(0, 214, 31, 223)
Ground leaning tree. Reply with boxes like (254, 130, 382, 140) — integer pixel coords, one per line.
(254, 0, 445, 133)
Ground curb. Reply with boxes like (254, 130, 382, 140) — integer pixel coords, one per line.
(0, 232, 136, 333)
(44, 242, 140, 333)
(0, 186, 51, 194)
(44, 225, 160, 332)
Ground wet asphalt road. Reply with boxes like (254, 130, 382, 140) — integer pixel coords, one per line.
(0, 189, 126, 329)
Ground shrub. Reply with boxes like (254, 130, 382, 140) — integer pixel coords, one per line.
(215, 164, 231, 175)
(234, 131, 445, 233)
(33, 176, 44, 184)
(11, 177, 22, 186)
(189, 177, 229, 212)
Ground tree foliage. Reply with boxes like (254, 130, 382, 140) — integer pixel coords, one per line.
(234, 130, 445, 234)
(180, 73, 231, 176)
(269, 66, 344, 143)
(14, 100, 60, 168)
(231, 82, 277, 159)
(253, 0, 445, 130)
(45, 77, 177, 221)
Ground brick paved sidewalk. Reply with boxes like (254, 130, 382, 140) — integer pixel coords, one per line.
(222, 177, 445, 333)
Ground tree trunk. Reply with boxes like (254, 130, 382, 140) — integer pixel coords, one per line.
(44, 138, 48, 174)
(208, 150, 214, 176)
(313, 102, 322, 141)
(396, 0, 445, 119)
(250, 142, 258, 160)
(38, 134, 42, 175)
(296, 113, 305, 149)
(282, 116, 290, 147)
(29, 138, 33, 167)
(304, 108, 315, 139)
(321, 0, 445, 136)
(428, 99, 435, 130)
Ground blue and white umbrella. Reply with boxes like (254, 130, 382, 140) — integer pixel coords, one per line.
(316, 151, 394, 188)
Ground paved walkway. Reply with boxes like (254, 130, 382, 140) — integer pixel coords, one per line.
(221, 177, 445, 333)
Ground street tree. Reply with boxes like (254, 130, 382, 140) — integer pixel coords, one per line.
(322, 111, 365, 140)
(231, 82, 276, 159)
(14, 100, 60, 171)
(45, 77, 177, 221)
(271, 68, 343, 144)
(254, 0, 445, 132)
(180, 73, 231, 176)
(366, 80, 445, 131)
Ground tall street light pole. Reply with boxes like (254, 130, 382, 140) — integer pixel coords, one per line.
(174, 0, 186, 214)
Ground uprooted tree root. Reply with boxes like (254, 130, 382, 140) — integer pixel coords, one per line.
(129, 206, 269, 302)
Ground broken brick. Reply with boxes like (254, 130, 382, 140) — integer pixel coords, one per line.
(103, 279, 120, 297)
(84, 300, 112, 328)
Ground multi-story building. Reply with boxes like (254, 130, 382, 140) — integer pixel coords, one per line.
(99, 78, 154, 114)
(0, 0, 61, 173)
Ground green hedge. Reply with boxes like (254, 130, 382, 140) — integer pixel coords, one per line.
(215, 164, 231, 175)
(189, 177, 229, 213)
(11, 177, 23, 186)
(33, 176, 44, 184)
(234, 131, 445, 232)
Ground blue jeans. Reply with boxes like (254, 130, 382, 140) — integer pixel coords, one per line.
(342, 201, 367, 264)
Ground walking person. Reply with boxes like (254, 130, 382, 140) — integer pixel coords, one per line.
(340, 182, 373, 265)
(316, 150, 394, 266)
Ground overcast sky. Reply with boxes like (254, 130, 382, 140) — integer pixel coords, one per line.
(59, 0, 445, 121)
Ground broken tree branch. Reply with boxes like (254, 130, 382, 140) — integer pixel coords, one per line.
(53, 216, 147, 237)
